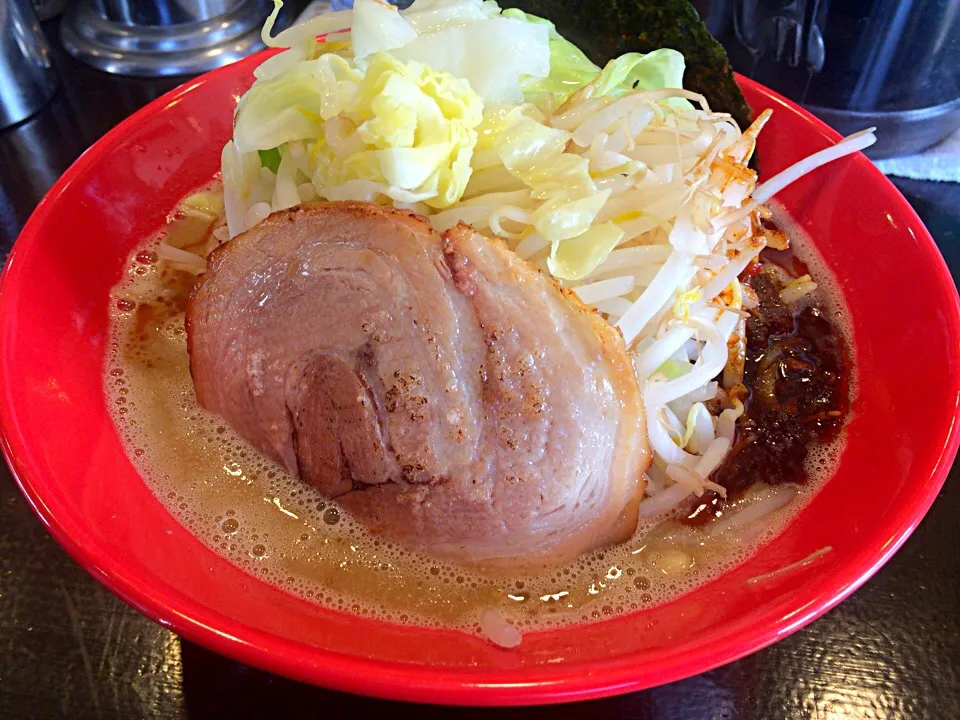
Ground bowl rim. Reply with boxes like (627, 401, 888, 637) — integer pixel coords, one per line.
(2, 56, 959, 706)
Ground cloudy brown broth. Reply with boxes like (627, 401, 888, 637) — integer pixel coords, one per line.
(105, 191, 850, 634)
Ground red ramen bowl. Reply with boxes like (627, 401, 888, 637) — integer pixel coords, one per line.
(2, 53, 958, 705)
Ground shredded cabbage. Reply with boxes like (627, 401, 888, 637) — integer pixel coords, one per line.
(501, 8, 601, 110)
(548, 222, 623, 281)
(591, 51, 688, 103)
(392, 17, 550, 105)
(351, 0, 417, 62)
(333, 53, 482, 208)
(234, 54, 362, 152)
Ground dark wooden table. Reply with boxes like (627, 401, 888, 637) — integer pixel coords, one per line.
(1, 18, 958, 720)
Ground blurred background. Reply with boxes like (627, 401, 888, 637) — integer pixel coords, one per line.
(8, 0, 957, 157)
(692, 0, 960, 160)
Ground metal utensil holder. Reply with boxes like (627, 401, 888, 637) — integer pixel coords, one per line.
(61, 0, 271, 76)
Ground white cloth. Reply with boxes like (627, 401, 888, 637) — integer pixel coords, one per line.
(874, 129, 960, 183)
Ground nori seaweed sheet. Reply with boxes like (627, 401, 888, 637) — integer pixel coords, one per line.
(501, 0, 753, 130)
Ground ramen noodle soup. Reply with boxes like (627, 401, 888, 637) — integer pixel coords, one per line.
(105, 190, 852, 639)
(103, 0, 871, 644)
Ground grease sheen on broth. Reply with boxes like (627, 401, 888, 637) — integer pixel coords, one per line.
(105, 195, 849, 633)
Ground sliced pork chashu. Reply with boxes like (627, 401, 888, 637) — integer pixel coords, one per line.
(187, 201, 650, 567)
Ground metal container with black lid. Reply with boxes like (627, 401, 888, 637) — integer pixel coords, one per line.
(694, 0, 960, 158)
